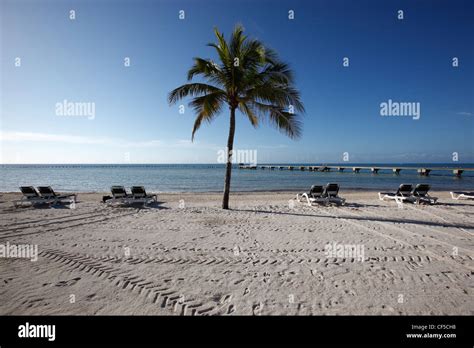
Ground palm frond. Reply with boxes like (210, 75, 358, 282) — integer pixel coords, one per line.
(189, 92, 226, 140)
(238, 101, 259, 128)
(259, 61, 294, 84)
(186, 57, 227, 86)
(168, 83, 225, 105)
(230, 25, 246, 59)
(250, 101, 302, 139)
(208, 28, 232, 68)
(243, 84, 305, 113)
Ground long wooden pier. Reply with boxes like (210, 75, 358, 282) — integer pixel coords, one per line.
(238, 165, 473, 177)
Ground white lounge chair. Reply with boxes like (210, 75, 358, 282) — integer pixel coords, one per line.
(450, 191, 474, 200)
(297, 185, 326, 206)
(323, 183, 346, 206)
(106, 186, 157, 206)
(105, 186, 131, 206)
(378, 184, 415, 207)
(130, 186, 157, 206)
(13, 186, 54, 208)
(37, 186, 77, 206)
(297, 183, 345, 206)
(411, 184, 437, 205)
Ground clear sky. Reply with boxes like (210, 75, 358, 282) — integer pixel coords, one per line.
(1, 0, 473, 164)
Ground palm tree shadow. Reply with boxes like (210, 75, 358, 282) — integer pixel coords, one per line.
(234, 207, 474, 230)
(343, 202, 381, 208)
(438, 202, 474, 207)
(132, 201, 169, 210)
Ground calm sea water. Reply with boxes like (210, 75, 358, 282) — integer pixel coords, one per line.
(1, 164, 473, 193)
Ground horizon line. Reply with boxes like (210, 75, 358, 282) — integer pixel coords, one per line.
(1, 162, 474, 166)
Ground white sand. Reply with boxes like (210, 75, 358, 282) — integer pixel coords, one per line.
(0, 191, 473, 315)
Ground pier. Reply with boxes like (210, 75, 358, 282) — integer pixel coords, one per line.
(239, 165, 473, 177)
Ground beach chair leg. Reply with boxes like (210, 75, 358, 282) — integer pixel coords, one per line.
(298, 193, 312, 206)
(13, 198, 28, 208)
(296, 193, 303, 204)
(395, 197, 404, 209)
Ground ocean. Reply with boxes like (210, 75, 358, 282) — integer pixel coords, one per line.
(1, 164, 473, 193)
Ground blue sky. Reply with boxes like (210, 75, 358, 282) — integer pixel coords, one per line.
(1, 0, 473, 164)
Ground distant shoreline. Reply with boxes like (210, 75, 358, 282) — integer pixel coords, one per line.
(0, 189, 467, 195)
(1, 163, 474, 166)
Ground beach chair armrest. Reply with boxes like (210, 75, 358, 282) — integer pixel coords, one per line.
(296, 193, 312, 206)
(378, 192, 393, 200)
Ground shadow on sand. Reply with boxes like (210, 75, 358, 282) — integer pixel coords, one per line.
(233, 206, 474, 230)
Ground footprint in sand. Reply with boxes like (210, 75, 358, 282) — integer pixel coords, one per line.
(219, 294, 232, 305)
(252, 302, 263, 315)
(227, 304, 235, 314)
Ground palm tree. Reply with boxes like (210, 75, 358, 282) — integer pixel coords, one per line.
(168, 25, 304, 209)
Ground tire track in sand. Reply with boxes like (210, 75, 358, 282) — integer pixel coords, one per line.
(39, 249, 234, 316)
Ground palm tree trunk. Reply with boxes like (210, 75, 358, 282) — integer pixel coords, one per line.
(222, 107, 236, 209)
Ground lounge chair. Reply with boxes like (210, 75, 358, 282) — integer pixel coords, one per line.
(105, 186, 131, 205)
(378, 184, 415, 206)
(131, 186, 157, 205)
(323, 183, 346, 206)
(106, 186, 157, 206)
(450, 191, 474, 200)
(13, 186, 53, 208)
(411, 184, 437, 204)
(37, 186, 77, 205)
(296, 185, 326, 206)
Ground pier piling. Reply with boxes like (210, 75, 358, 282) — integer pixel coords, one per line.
(417, 168, 431, 176)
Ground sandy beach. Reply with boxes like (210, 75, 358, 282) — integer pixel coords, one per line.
(0, 190, 472, 316)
